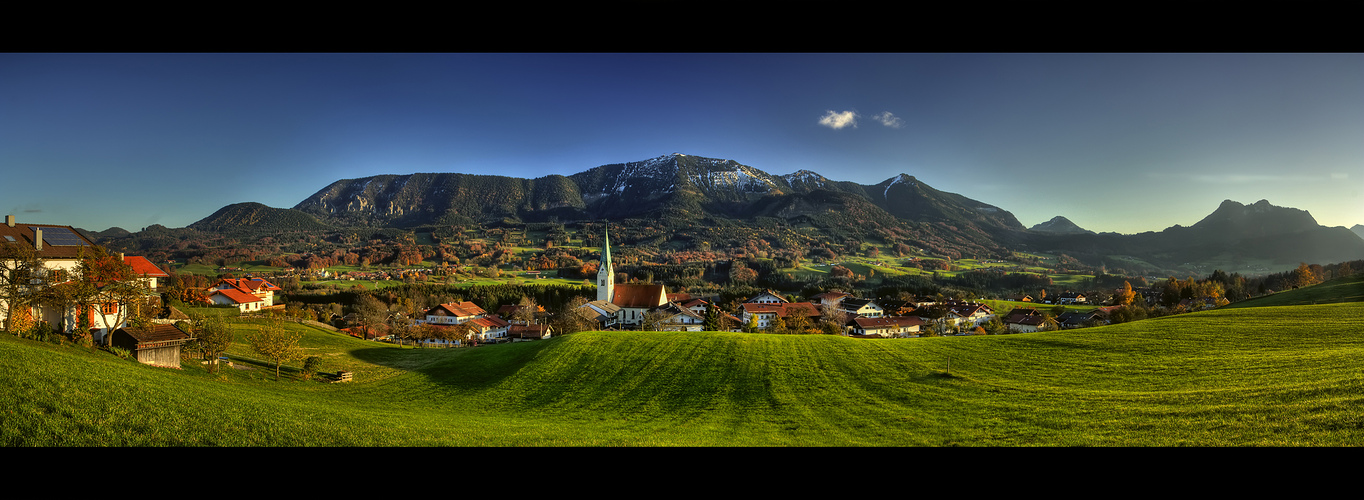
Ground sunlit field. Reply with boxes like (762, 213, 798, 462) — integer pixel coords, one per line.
(3, 277, 1361, 446)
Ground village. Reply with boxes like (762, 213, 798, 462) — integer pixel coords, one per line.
(0, 215, 1170, 369)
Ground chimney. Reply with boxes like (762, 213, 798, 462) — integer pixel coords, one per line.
(34, 228, 42, 251)
(5, 215, 12, 227)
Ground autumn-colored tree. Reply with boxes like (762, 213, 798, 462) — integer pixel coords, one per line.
(1115, 281, 1136, 306)
(729, 262, 758, 284)
(1293, 262, 1317, 288)
(0, 241, 44, 334)
(250, 318, 304, 381)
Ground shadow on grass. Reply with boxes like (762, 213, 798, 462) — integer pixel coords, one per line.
(347, 337, 557, 391)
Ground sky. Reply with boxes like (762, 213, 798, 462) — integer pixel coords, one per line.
(2, 53, 1360, 235)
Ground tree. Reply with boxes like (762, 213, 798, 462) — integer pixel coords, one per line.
(552, 295, 596, 335)
(0, 241, 45, 334)
(1293, 262, 1317, 288)
(513, 296, 539, 325)
(729, 262, 757, 284)
(250, 318, 304, 381)
(58, 247, 150, 346)
(744, 313, 760, 333)
(784, 311, 811, 334)
(354, 294, 388, 335)
(703, 303, 721, 332)
(819, 301, 847, 333)
(641, 309, 671, 331)
(193, 313, 234, 374)
(1115, 281, 1136, 306)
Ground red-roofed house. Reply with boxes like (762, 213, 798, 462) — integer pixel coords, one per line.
(741, 302, 821, 331)
(207, 287, 265, 312)
(123, 255, 169, 290)
(212, 278, 282, 309)
(423, 301, 488, 325)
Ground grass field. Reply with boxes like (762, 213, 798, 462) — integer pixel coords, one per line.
(3, 277, 1362, 446)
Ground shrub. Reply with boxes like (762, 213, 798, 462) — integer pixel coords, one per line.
(301, 356, 323, 381)
(111, 346, 131, 359)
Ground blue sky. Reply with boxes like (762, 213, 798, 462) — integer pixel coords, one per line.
(2, 53, 1360, 234)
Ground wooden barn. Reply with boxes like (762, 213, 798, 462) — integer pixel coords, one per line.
(110, 324, 192, 369)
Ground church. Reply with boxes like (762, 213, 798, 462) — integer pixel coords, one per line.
(594, 225, 667, 327)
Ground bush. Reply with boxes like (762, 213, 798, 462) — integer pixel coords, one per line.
(31, 321, 53, 343)
(111, 346, 132, 359)
(300, 356, 323, 381)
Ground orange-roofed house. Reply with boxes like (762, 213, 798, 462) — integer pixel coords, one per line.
(423, 301, 489, 325)
(123, 255, 169, 291)
(211, 278, 283, 309)
(207, 287, 265, 313)
(740, 302, 821, 331)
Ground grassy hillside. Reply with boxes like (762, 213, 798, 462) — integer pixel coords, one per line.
(1223, 274, 1364, 309)
(4, 285, 1363, 445)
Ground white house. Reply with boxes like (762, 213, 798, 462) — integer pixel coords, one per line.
(1, 216, 151, 343)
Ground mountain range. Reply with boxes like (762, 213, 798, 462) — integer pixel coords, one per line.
(180, 153, 1364, 274)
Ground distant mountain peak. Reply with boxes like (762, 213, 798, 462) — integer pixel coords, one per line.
(1029, 216, 1093, 235)
(1195, 199, 1318, 231)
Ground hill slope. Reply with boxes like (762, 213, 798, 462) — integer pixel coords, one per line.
(189, 202, 333, 233)
(5, 300, 1364, 446)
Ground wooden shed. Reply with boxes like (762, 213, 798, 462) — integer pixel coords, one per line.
(110, 324, 192, 369)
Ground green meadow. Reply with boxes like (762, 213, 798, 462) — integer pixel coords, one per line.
(3, 277, 1362, 446)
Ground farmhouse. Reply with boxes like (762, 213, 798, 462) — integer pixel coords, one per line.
(1057, 309, 1107, 329)
(424, 301, 488, 325)
(651, 302, 706, 331)
(740, 301, 820, 330)
(746, 289, 789, 304)
(1, 216, 162, 343)
(212, 278, 282, 308)
(124, 255, 169, 291)
(509, 323, 552, 340)
(942, 301, 995, 328)
(1003, 308, 1050, 333)
(206, 287, 265, 313)
(852, 316, 924, 337)
(1054, 292, 1087, 305)
(418, 301, 509, 343)
(838, 298, 885, 318)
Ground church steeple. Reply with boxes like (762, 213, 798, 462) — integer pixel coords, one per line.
(596, 223, 615, 303)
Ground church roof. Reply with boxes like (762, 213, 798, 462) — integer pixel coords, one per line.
(612, 284, 666, 308)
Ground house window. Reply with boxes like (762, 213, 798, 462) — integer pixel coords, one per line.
(101, 302, 119, 315)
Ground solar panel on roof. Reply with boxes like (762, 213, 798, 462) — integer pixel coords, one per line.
(29, 227, 90, 246)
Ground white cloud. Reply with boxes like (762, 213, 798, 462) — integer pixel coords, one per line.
(872, 111, 904, 128)
(818, 110, 858, 129)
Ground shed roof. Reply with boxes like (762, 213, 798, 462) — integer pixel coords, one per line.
(115, 324, 191, 344)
